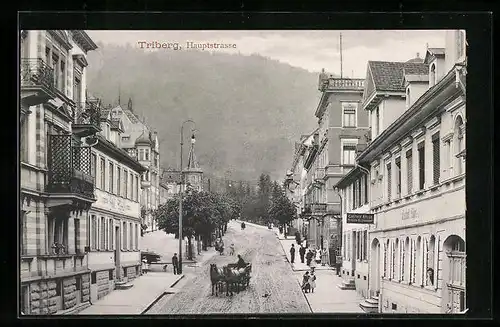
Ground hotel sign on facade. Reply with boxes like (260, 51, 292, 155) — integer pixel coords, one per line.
(93, 189, 140, 219)
(346, 213, 374, 224)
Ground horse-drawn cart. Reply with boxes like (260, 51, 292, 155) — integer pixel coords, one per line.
(209, 263, 252, 296)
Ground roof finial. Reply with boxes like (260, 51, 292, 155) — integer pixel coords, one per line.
(416, 52, 420, 58)
(426, 42, 429, 50)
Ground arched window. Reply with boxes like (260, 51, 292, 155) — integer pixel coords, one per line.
(406, 87, 411, 108)
(430, 63, 436, 87)
(426, 235, 436, 286)
(394, 238, 400, 281)
(384, 239, 389, 277)
(415, 236, 422, 285)
(403, 237, 410, 282)
(454, 116, 465, 175)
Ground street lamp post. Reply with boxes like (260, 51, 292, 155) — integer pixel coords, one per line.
(178, 119, 196, 275)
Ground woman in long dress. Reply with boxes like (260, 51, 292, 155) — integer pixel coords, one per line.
(309, 271, 317, 293)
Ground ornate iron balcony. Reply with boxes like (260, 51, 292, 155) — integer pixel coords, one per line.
(47, 134, 95, 199)
(20, 58, 55, 90)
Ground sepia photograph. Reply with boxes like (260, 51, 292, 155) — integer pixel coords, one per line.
(19, 26, 469, 316)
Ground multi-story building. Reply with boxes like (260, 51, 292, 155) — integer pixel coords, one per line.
(110, 100, 161, 233)
(86, 105, 147, 302)
(284, 131, 317, 236)
(20, 30, 99, 315)
(300, 72, 369, 265)
(356, 30, 466, 314)
(159, 168, 182, 204)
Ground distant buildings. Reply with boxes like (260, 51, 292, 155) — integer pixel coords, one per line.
(109, 100, 161, 233)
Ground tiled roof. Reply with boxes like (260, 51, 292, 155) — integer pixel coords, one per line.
(124, 109, 141, 124)
(368, 61, 429, 93)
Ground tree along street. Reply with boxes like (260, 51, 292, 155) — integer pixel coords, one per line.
(146, 221, 311, 314)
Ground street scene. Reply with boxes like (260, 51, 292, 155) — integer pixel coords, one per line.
(20, 28, 466, 316)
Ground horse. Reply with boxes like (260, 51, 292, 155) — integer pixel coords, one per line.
(223, 265, 248, 295)
(209, 264, 225, 296)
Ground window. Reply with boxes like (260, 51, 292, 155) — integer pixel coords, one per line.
(384, 240, 389, 277)
(109, 219, 113, 250)
(136, 175, 139, 201)
(100, 158, 106, 190)
(406, 150, 413, 194)
(357, 179, 362, 208)
(73, 76, 82, 104)
(430, 64, 436, 87)
(139, 149, 145, 161)
(387, 163, 392, 201)
(375, 106, 380, 135)
(418, 143, 425, 190)
(123, 169, 128, 198)
(432, 133, 441, 185)
(426, 236, 436, 287)
(410, 238, 416, 284)
(342, 145, 356, 166)
(129, 222, 133, 250)
(109, 163, 114, 193)
(363, 230, 367, 261)
(117, 167, 121, 196)
(48, 216, 68, 254)
(406, 88, 411, 108)
(20, 116, 29, 162)
(59, 59, 66, 91)
(393, 239, 398, 279)
(20, 211, 27, 255)
(403, 238, 409, 282)
(360, 176, 365, 206)
(122, 222, 127, 250)
(91, 153, 97, 180)
(74, 219, 80, 253)
(154, 153, 158, 167)
(145, 149, 150, 161)
(135, 224, 139, 250)
(352, 182, 357, 209)
(91, 215, 97, 250)
(454, 116, 464, 175)
(100, 217, 105, 250)
(342, 102, 357, 127)
(415, 236, 422, 285)
(395, 157, 401, 197)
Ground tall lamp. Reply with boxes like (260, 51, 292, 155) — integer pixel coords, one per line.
(178, 119, 196, 274)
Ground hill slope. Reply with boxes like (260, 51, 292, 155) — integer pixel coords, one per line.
(86, 43, 320, 181)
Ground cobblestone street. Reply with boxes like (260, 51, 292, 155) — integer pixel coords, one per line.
(146, 221, 311, 314)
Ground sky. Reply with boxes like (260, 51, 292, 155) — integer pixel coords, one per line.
(87, 30, 448, 77)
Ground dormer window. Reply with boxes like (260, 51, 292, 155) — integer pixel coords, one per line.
(429, 63, 436, 87)
(406, 87, 411, 108)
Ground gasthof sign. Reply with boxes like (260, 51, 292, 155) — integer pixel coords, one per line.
(346, 213, 374, 224)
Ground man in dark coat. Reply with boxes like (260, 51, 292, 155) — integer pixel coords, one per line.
(299, 245, 306, 263)
(306, 249, 313, 266)
(290, 244, 296, 264)
(235, 254, 247, 269)
(172, 253, 179, 275)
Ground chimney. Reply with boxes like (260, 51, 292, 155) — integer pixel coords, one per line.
(416, 52, 420, 59)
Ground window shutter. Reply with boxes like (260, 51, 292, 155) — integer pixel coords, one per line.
(387, 163, 392, 200)
(434, 235, 439, 290)
(432, 134, 440, 185)
(406, 150, 413, 193)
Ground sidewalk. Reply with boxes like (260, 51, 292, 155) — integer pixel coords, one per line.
(294, 269, 365, 313)
(279, 238, 332, 272)
(78, 272, 184, 315)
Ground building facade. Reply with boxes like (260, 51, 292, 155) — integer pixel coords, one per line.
(357, 30, 467, 314)
(20, 30, 99, 315)
(301, 73, 369, 264)
(335, 165, 371, 297)
(110, 100, 161, 233)
(86, 107, 147, 302)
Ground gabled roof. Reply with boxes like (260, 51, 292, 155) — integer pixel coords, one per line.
(368, 61, 429, 93)
(424, 47, 446, 64)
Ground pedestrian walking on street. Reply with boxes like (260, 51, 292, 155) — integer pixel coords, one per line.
(299, 245, 306, 263)
(310, 271, 317, 293)
(321, 248, 328, 266)
(301, 271, 311, 293)
(315, 248, 321, 264)
(290, 244, 296, 264)
(172, 253, 179, 275)
(229, 243, 235, 256)
(306, 249, 313, 266)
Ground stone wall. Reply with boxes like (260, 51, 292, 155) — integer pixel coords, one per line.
(96, 270, 110, 300)
(82, 273, 90, 303)
(63, 277, 77, 310)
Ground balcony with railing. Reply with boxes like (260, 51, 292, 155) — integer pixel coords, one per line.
(20, 58, 56, 106)
(319, 75, 365, 92)
(72, 101, 102, 137)
(47, 134, 95, 201)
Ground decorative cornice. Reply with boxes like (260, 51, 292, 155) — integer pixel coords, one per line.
(390, 144, 401, 155)
(441, 131, 454, 142)
(424, 116, 440, 131)
(400, 136, 413, 148)
(70, 30, 98, 53)
(72, 54, 88, 68)
(382, 152, 392, 161)
(47, 30, 73, 51)
(411, 127, 426, 140)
